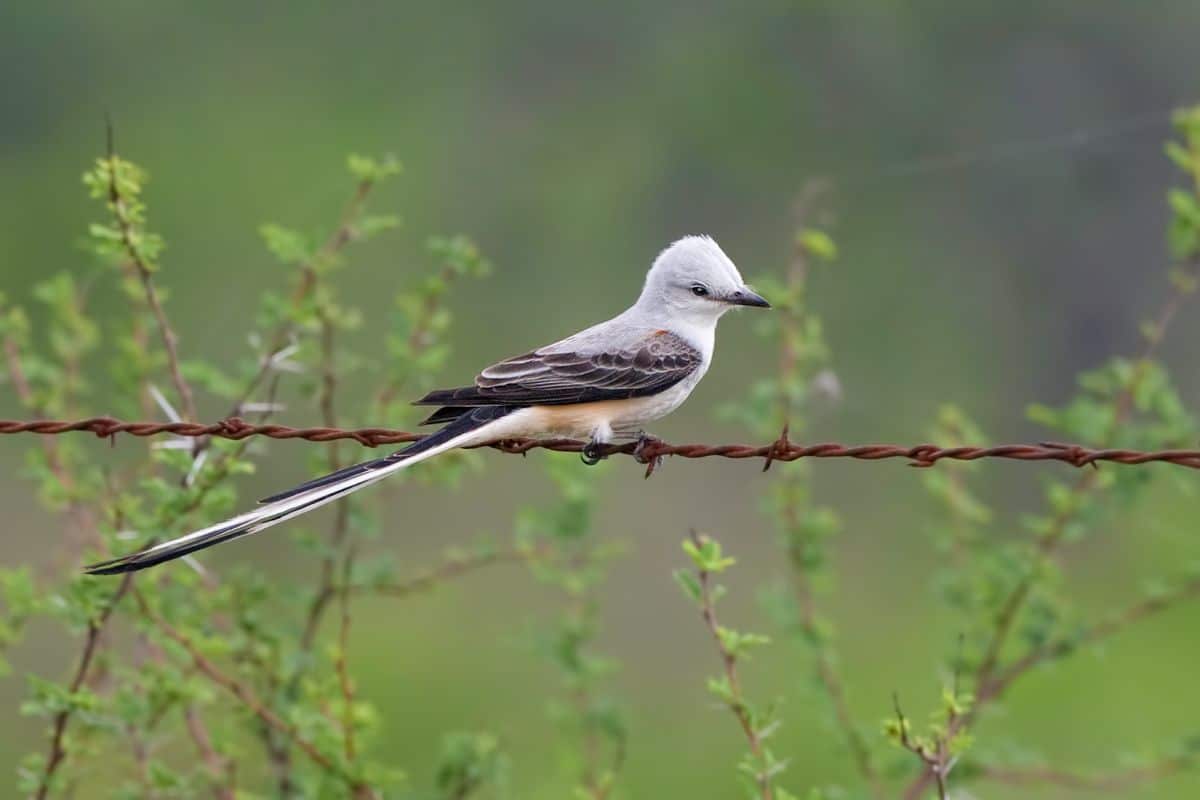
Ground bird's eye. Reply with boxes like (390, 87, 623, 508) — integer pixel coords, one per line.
(690, 284, 709, 297)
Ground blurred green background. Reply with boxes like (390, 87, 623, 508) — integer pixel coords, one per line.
(2, 2, 1200, 797)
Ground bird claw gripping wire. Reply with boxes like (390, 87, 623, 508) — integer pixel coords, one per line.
(579, 432, 665, 476)
(633, 432, 666, 478)
(580, 439, 608, 466)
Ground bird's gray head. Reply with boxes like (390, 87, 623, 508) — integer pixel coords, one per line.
(635, 236, 770, 327)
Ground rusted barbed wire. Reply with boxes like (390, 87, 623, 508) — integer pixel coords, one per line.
(2, 415, 1200, 471)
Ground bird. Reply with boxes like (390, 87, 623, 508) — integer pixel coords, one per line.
(85, 235, 770, 575)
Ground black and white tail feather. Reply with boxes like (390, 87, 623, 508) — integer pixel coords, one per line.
(84, 407, 515, 575)
(84, 327, 703, 576)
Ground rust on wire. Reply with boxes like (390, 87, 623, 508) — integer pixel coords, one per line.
(2, 415, 1200, 471)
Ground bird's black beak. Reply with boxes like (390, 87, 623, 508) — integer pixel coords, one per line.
(726, 288, 771, 308)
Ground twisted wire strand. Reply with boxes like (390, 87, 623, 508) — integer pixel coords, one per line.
(2, 416, 1199, 471)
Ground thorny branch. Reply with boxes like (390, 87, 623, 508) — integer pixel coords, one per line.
(776, 185, 882, 798)
(183, 171, 382, 541)
(3, 334, 98, 542)
(975, 255, 1198, 693)
(572, 595, 614, 800)
(276, 285, 359, 793)
(902, 251, 1200, 799)
(371, 259, 461, 414)
(229, 173, 381, 419)
(296, 314, 353, 656)
(33, 572, 135, 800)
(891, 693, 956, 800)
(687, 530, 775, 800)
(133, 588, 379, 799)
(4, 333, 72, 486)
(182, 705, 236, 800)
(988, 574, 1200, 696)
(133, 162, 387, 796)
(3, 415, 1199, 471)
(104, 127, 197, 425)
(9, 140, 469, 798)
(335, 549, 358, 764)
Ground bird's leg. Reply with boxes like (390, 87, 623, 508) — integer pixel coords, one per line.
(580, 423, 614, 466)
(580, 438, 607, 466)
(632, 430, 666, 475)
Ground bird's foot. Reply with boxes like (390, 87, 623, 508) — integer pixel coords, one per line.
(580, 439, 608, 466)
(633, 431, 666, 478)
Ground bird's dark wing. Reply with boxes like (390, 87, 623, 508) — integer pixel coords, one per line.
(414, 330, 701, 409)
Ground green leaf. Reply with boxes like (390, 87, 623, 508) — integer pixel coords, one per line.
(798, 229, 838, 262)
(347, 153, 402, 182)
(357, 214, 401, 239)
(673, 569, 703, 603)
(259, 223, 313, 265)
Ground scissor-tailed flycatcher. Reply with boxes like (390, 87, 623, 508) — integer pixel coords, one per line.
(87, 236, 770, 575)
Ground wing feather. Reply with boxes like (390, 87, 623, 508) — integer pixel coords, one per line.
(415, 331, 700, 408)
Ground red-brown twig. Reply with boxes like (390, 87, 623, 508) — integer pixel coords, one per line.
(229, 175, 377, 419)
(133, 588, 378, 798)
(3, 415, 1199, 471)
(105, 130, 197, 424)
(773, 188, 884, 799)
(335, 547, 358, 764)
(183, 705, 236, 800)
(348, 546, 543, 598)
(371, 260, 461, 415)
(891, 693, 958, 800)
(278, 311, 357, 791)
(687, 530, 775, 800)
(987, 575, 1200, 697)
(3, 333, 101, 547)
(296, 314, 353, 655)
(33, 572, 135, 800)
(975, 753, 1197, 792)
(902, 252, 1200, 799)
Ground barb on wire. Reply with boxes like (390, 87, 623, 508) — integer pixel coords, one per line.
(2, 416, 1199, 472)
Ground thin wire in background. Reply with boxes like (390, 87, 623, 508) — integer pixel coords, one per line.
(853, 107, 1177, 184)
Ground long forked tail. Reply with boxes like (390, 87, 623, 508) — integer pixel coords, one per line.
(84, 407, 517, 575)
